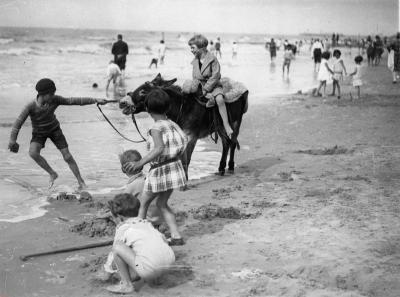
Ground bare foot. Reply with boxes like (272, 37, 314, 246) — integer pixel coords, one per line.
(106, 282, 134, 294)
(77, 182, 88, 191)
(95, 270, 113, 282)
(48, 172, 58, 189)
(225, 127, 233, 139)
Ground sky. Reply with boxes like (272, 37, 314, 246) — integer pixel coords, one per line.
(0, 0, 398, 35)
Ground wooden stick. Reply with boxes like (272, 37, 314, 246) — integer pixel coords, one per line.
(19, 239, 113, 262)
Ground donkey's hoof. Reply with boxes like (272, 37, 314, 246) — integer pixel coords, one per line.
(227, 169, 234, 174)
(179, 185, 189, 191)
(215, 170, 225, 176)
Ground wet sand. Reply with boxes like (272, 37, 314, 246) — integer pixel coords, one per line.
(1, 63, 400, 297)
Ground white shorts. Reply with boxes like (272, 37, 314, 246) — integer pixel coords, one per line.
(332, 73, 343, 81)
(353, 79, 363, 87)
(134, 248, 175, 280)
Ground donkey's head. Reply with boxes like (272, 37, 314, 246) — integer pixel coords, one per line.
(119, 73, 177, 115)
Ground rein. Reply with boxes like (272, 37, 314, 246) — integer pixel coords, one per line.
(175, 95, 185, 124)
(96, 103, 146, 143)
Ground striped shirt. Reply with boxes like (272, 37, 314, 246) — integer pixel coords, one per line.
(10, 96, 98, 141)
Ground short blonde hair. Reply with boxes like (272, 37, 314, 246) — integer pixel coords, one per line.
(188, 34, 208, 49)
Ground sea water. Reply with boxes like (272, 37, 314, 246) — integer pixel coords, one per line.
(0, 27, 357, 222)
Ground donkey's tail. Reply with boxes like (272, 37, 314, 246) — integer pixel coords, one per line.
(242, 91, 249, 114)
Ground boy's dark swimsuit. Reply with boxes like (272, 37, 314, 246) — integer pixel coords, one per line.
(10, 96, 99, 148)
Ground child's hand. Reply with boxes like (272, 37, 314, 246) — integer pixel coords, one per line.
(123, 161, 141, 174)
(97, 98, 108, 105)
(8, 141, 19, 153)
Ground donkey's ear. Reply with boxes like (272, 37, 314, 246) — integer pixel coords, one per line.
(162, 78, 177, 87)
(151, 73, 162, 85)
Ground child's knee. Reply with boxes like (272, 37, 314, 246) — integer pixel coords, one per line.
(155, 198, 167, 209)
(62, 152, 73, 162)
(215, 94, 224, 105)
(29, 149, 40, 160)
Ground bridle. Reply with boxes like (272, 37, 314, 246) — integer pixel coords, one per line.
(97, 101, 147, 143)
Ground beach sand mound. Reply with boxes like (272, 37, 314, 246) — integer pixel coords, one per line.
(191, 203, 260, 220)
(70, 218, 116, 237)
(295, 145, 353, 155)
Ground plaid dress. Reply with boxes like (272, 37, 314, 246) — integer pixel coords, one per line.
(144, 119, 188, 193)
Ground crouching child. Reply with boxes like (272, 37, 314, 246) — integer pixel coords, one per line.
(105, 193, 175, 294)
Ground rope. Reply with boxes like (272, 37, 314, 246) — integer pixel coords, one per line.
(97, 103, 146, 143)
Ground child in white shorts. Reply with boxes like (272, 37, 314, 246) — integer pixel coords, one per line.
(105, 193, 175, 294)
(349, 55, 364, 100)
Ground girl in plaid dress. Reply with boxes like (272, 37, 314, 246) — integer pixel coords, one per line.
(123, 88, 188, 246)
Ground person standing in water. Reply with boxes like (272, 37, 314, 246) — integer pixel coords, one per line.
(8, 78, 107, 190)
(215, 37, 222, 59)
(111, 34, 129, 75)
(158, 40, 166, 65)
(106, 60, 126, 99)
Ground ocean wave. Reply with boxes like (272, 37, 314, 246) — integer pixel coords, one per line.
(131, 47, 152, 55)
(0, 82, 22, 89)
(0, 38, 14, 44)
(0, 47, 39, 56)
(87, 36, 109, 41)
(58, 43, 107, 55)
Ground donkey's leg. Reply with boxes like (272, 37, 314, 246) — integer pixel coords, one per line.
(218, 140, 229, 176)
(227, 115, 243, 173)
(181, 135, 197, 180)
(228, 140, 237, 173)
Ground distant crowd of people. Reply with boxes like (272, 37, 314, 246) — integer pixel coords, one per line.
(263, 32, 400, 98)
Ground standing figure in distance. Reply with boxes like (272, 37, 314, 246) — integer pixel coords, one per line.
(311, 38, 324, 73)
(106, 60, 126, 99)
(112, 34, 129, 76)
(158, 40, 166, 65)
(215, 37, 222, 59)
(282, 44, 294, 78)
(268, 38, 277, 63)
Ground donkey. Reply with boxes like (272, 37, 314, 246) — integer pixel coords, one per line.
(119, 74, 248, 177)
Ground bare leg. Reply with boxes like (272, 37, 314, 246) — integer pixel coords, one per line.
(337, 82, 341, 98)
(357, 86, 361, 99)
(215, 94, 233, 137)
(315, 82, 323, 96)
(330, 80, 336, 95)
(138, 190, 157, 220)
(29, 142, 58, 188)
(106, 242, 135, 293)
(155, 189, 182, 239)
(59, 147, 86, 190)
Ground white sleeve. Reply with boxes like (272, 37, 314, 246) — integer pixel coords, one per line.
(123, 227, 142, 247)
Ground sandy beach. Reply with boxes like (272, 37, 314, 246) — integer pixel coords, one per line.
(1, 59, 400, 297)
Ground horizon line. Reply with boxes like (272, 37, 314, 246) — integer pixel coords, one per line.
(0, 25, 390, 38)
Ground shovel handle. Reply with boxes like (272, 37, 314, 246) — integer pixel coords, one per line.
(19, 239, 113, 261)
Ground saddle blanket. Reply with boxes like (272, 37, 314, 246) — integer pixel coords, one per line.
(182, 77, 248, 103)
(220, 77, 248, 103)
